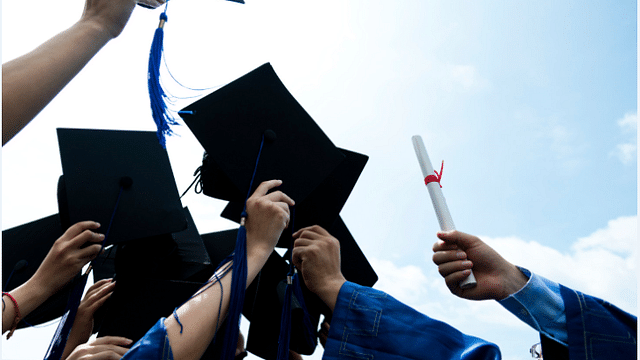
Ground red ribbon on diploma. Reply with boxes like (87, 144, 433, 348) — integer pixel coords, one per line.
(424, 160, 444, 188)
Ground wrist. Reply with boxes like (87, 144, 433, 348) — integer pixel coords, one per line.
(245, 233, 275, 264)
(499, 264, 529, 300)
(22, 276, 55, 301)
(316, 277, 346, 313)
(74, 18, 116, 44)
(28, 272, 60, 300)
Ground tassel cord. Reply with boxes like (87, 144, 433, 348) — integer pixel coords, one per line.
(43, 186, 125, 360)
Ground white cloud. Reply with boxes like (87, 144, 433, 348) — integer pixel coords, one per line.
(367, 215, 636, 360)
(612, 112, 637, 165)
(481, 215, 637, 314)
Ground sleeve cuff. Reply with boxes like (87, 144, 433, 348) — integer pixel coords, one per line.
(498, 267, 568, 346)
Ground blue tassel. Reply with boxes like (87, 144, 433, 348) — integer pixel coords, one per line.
(148, 8, 179, 149)
(291, 274, 317, 349)
(221, 218, 248, 360)
(277, 274, 294, 360)
(43, 273, 89, 360)
(44, 186, 124, 360)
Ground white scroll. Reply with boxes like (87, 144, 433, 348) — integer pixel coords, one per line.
(412, 135, 477, 289)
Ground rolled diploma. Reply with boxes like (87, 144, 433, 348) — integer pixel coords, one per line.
(411, 135, 476, 289)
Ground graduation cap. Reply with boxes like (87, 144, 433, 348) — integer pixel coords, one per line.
(96, 276, 232, 360)
(91, 207, 212, 332)
(242, 216, 378, 359)
(178, 62, 349, 358)
(96, 229, 241, 359)
(2, 214, 85, 329)
(112, 207, 212, 282)
(179, 62, 346, 204)
(57, 128, 187, 244)
(221, 147, 369, 248)
(44, 128, 188, 360)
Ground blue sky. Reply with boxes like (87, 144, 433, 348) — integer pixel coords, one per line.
(2, 1, 637, 360)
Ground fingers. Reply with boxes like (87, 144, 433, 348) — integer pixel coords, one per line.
(436, 258, 473, 278)
(432, 240, 458, 252)
(251, 180, 284, 198)
(78, 244, 103, 261)
(91, 336, 133, 347)
(82, 280, 115, 312)
(436, 230, 481, 250)
(86, 279, 113, 294)
(432, 249, 467, 265)
(444, 269, 473, 290)
(65, 221, 101, 240)
(293, 225, 330, 239)
(318, 320, 330, 347)
(262, 189, 295, 207)
(72, 229, 105, 248)
(84, 344, 130, 359)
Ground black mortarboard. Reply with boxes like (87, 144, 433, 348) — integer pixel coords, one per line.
(221, 147, 368, 248)
(2, 214, 83, 328)
(97, 277, 233, 359)
(242, 251, 323, 359)
(92, 208, 213, 338)
(242, 216, 377, 359)
(97, 277, 203, 341)
(112, 207, 212, 282)
(57, 128, 187, 244)
(179, 63, 346, 204)
(200, 229, 241, 268)
(330, 216, 378, 288)
(96, 229, 242, 359)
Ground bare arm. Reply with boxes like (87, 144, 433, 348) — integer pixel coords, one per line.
(2, 0, 137, 145)
(164, 180, 295, 360)
(3, 221, 104, 335)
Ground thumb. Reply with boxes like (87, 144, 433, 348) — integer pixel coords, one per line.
(436, 230, 479, 250)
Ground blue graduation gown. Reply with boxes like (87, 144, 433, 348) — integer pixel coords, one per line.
(559, 285, 636, 360)
(121, 318, 174, 360)
(322, 281, 501, 360)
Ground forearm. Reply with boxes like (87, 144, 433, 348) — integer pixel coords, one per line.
(2, 19, 113, 145)
(61, 320, 92, 360)
(165, 246, 272, 360)
(498, 268, 567, 345)
(2, 278, 53, 333)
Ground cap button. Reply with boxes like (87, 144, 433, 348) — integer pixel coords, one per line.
(120, 176, 133, 189)
(264, 129, 277, 143)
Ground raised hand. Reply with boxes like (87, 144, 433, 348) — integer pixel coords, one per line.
(292, 225, 346, 312)
(245, 180, 295, 258)
(62, 279, 116, 360)
(66, 336, 132, 360)
(31, 221, 104, 298)
(432, 230, 528, 301)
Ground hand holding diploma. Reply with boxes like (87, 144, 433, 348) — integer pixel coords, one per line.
(411, 135, 477, 289)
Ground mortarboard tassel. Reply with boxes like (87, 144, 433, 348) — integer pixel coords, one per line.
(220, 134, 265, 359)
(148, 4, 179, 149)
(42, 273, 89, 360)
(148, 0, 245, 149)
(276, 273, 294, 360)
(276, 208, 317, 359)
(44, 185, 126, 360)
(290, 274, 317, 349)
